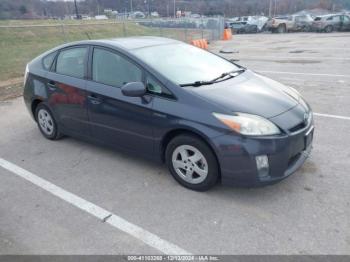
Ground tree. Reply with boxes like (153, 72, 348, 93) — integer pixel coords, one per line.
(19, 5, 27, 14)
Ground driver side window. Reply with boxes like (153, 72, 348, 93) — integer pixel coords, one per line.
(92, 48, 142, 87)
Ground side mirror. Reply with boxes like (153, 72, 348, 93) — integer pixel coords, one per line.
(121, 82, 146, 97)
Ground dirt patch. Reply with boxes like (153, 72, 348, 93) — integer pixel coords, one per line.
(0, 77, 23, 88)
(289, 50, 319, 54)
(304, 186, 313, 192)
(271, 46, 289, 50)
(0, 77, 23, 101)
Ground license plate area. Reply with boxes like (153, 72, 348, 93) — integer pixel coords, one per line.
(304, 126, 314, 150)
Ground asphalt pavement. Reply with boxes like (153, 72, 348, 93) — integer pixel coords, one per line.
(0, 32, 349, 255)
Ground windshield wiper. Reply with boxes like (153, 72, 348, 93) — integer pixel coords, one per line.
(210, 68, 246, 82)
(180, 80, 214, 87)
(179, 68, 246, 87)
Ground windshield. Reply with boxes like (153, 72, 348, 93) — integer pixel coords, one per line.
(132, 43, 240, 85)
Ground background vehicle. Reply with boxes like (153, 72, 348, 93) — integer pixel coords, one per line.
(294, 14, 314, 31)
(312, 14, 350, 32)
(266, 16, 295, 33)
(266, 15, 314, 33)
(228, 16, 268, 31)
(225, 21, 258, 34)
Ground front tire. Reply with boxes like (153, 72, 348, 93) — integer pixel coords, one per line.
(277, 24, 286, 33)
(35, 103, 62, 140)
(324, 25, 333, 33)
(165, 134, 219, 191)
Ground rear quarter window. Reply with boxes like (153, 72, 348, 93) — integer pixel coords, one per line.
(42, 52, 57, 71)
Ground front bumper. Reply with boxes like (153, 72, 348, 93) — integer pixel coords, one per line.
(212, 120, 314, 187)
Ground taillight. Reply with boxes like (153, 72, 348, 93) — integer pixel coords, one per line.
(272, 19, 276, 24)
(23, 64, 29, 86)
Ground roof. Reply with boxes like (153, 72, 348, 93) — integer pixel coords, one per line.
(78, 36, 181, 50)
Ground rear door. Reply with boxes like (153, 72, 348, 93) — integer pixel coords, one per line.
(46, 46, 90, 137)
(85, 46, 155, 155)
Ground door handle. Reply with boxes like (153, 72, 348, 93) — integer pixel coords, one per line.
(47, 81, 57, 90)
(88, 94, 102, 105)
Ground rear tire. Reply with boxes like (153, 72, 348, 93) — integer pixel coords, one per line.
(35, 103, 62, 140)
(165, 134, 219, 191)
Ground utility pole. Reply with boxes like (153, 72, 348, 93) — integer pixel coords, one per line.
(268, 0, 272, 17)
(74, 0, 79, 19)
(274, 0, 277, 17)
(130, 0, 133, 13)
(173, 0, 176, 18)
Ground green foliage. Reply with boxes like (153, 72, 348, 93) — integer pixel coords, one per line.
(19, 5, 27, 15)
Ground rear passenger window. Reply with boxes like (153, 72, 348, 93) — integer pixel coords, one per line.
(56, 47, 87, 78)
(42, 52, 57, 71)
(92, 48, 142, 87)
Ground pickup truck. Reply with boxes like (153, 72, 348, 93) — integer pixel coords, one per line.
(266, 14, 314, 33)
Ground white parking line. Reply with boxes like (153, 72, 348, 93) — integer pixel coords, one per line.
(257, 70, 350, 78)
(0, 158, 190, 255)
(314, 113, 350, 121)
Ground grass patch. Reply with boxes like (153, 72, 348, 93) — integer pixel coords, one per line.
(0, 21, 160, 81)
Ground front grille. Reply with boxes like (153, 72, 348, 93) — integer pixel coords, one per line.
(289, 121, 307, 133)
(289, 111, 312, 133)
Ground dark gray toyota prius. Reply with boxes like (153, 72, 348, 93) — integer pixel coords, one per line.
(23, 37, 314, 191)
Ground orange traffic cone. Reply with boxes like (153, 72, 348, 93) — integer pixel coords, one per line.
(191, 39, 208, 50)
(222, 29, 233, 40)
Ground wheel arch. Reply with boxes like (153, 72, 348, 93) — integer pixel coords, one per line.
(160, 128, 221, 177)
(31, 98, 44, 121)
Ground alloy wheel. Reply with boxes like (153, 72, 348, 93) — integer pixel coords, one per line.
(171, 145, 208, 184)
(38, 108, 54, 136)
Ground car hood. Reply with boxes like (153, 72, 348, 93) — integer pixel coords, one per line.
(189, 70, 299, 119)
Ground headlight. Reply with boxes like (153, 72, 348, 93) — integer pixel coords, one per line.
(213, 112, 281, 136)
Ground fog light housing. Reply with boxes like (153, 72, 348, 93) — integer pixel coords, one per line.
(256, 155, 269, 178)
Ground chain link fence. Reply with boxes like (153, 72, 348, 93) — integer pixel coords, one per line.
(0, 17, 224, 85)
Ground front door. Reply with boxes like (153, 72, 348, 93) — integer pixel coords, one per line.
(86, 47, 154, 155)
(341, 15, 350, 31)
